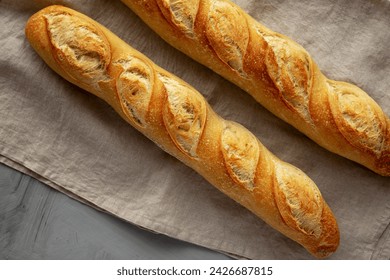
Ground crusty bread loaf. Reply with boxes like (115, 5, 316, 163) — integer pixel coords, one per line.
(120, 0, 390, 176)
(25, 5, 339, 258)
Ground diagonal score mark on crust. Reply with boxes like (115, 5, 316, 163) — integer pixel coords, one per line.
(274, 162, 323, 238)
(160, 73, 206, 158)
(327, 80, 385, 157)
(44, 12, 111, 91)
(157, 0, 200, 38)
(258, 27, 314, 124)
(206, 0, 249, 76)
(114, 57, 154, 128)
(221, 122, 260, 190)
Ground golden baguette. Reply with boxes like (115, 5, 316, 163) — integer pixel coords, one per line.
(25, 5, 339, 258)
(120, 0, 390, 176)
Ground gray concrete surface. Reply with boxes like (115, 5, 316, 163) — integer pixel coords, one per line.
(0, 163, 230, 260)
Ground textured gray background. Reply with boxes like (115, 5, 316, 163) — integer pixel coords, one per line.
(0, 0, 389, 259)
(0, 163, 229, 259)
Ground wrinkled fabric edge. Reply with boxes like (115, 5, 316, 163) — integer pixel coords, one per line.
(0, 153, 249, 260)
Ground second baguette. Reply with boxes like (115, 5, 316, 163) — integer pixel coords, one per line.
(25, 5, 339, 258)
(120, 0, 390, 176)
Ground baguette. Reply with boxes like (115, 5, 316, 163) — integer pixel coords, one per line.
(120, 0, 390, 176)
(25, 5, 339, 258)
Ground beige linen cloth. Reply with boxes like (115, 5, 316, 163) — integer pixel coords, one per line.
(0, 0, 389, 259)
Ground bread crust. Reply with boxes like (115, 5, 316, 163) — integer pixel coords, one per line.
(120, 0, 390, 176)
(25, 5, 339, 258)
